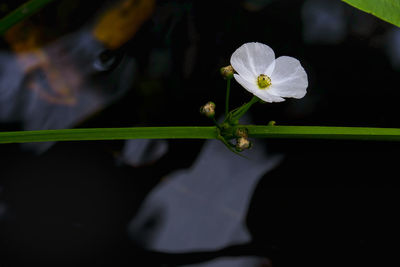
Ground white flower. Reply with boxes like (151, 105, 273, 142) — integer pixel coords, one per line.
(230, 42, 308, 103)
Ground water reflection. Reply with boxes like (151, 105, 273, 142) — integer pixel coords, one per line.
(0, 0, 155, 152)
(385, 28, 400, 70)
(302, 0, 346, 44)
(120, 139, 168, 167)
(129, 134, 282, 266)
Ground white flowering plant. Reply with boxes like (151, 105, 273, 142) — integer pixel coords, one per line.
(203, 42, 309, 153)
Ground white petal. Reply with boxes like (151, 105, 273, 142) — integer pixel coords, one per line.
(230, 42, 275, 80)
(265, 59, 275, 77)
(257, 90, 285, 103)
(233, 74, 285, 103)
(233, 74, 259, 95)
(269, 56, 308, 99)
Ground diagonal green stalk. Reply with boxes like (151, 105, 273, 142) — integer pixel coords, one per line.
(3, 125, 400, 144)
(0, 0, 56, 35)
(229, 96, 260, 124)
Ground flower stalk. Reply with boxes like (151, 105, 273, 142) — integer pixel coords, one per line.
(227, 96, 260, 125)
(225, 77, 231, 117)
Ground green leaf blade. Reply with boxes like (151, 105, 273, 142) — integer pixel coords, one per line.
(342, 0, 400, 28)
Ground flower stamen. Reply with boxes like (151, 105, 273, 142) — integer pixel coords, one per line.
(257, 74, 271, 89)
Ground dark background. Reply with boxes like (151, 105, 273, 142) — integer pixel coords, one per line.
(1, 0, 400, 266)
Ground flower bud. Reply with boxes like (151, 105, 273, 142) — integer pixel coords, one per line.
(200, 101, 216, 118)
(235, 127, 249, 138)
(220, 65, 234, 79)
(235, 137, 251, 152)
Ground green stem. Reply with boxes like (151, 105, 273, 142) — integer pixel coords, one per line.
(230, 96, 259, 123)
(0, 127, 218, 144)
(0, 0, 56, 35)
(244, 125, 400, 141)
(212, 117, 222, 130)
(4, 125, 400, 144)
(225, 78, 231, 117)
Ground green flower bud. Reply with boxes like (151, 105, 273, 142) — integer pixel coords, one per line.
(200, 101, 216, 118)
(235, 137, 251, 152)
(235, 127, 249, 138)
(220, 65, 234, 79)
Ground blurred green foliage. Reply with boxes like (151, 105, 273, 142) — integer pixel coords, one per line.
(0, 0, 56, 35)
(343, 0, 400, 28)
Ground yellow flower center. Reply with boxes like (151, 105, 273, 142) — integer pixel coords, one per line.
(257, 74, 271, 89)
